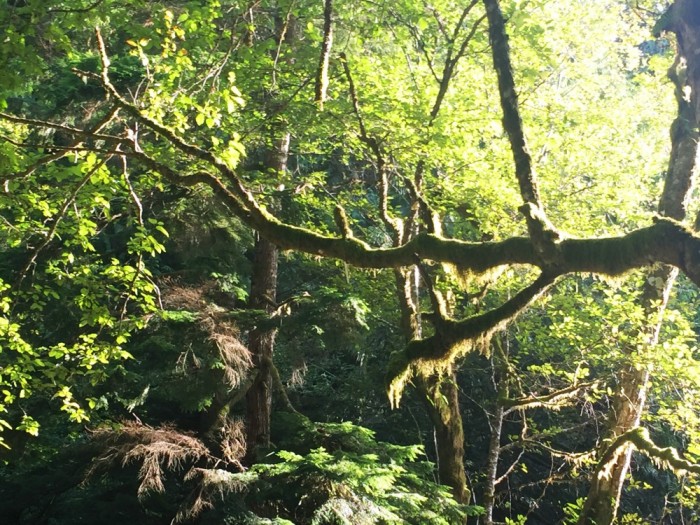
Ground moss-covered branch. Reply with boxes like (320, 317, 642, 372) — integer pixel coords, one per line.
(7, 104, 700, 285)
(483, 0, 539, 207)
(484, 0, 559, 254)
(597, 427, 700, 480)
(387, 272, 557, 406)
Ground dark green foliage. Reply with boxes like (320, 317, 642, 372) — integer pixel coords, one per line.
(0, 415, 477, 525)
(200, 413, 481, 524)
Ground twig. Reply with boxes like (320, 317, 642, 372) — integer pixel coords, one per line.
(502, 381, 598, 415)
(339, 52, 402, 242)
(0, 111, 123, 144)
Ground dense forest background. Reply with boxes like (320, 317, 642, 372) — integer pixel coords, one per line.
(4, 0, 700, 523)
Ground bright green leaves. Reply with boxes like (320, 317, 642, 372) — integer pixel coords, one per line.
(0, 280, 35, 419)
(0, 117, 163, 443)
(509, 0, 675, 236)
(53, 385, 89, 423)
(231, 416, 480, 523)
(15, 414, 39, 436)
(128, 222, 168, 257)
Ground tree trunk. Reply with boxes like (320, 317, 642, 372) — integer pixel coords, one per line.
(417, 372, 470, 504)
(578, 10, 699, 520)
(393, 267, 470, 504)
(577, 365, 650, 525)
(244, 235, 279, 460)
(244, 134, 289, 462)
(578, 264, 681, 524)
(482, 403, 504, 525)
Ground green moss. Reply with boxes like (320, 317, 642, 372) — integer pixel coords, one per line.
(160, 309, 200, 323)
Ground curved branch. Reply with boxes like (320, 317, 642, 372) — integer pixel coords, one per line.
(93, 28, 267, 223)
(3, 114, 700, 284)
(0, 105, 120, 183)
(339, 52, 401, 242)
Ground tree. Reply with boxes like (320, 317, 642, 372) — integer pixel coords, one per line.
(577, 4, 699, 519)
(5, 0, 700, 521)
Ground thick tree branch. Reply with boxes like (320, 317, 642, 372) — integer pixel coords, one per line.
(660, 48, 698, 222)
(4, 112, 700, 284)
(483, 0, 538, 205)
(5, 30, 700, 299)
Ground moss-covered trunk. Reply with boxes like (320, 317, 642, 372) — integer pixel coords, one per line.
(417, 373, 470, 504)
(393, 267, 470, 504)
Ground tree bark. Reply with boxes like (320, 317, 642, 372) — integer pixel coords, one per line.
(244, 235, 279, 460)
